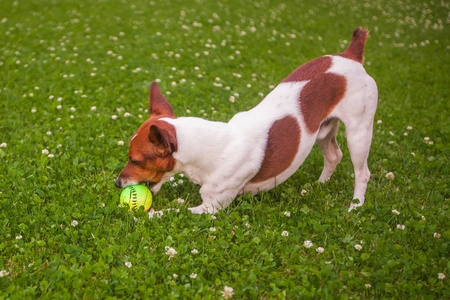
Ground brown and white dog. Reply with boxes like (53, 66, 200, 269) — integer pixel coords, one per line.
(115, 28, 378, 214)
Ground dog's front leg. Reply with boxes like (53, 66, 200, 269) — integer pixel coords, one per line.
(188, 184, 239, 214)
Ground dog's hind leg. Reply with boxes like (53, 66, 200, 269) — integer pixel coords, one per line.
(316, 118, 343, 183)
(344, 117, 374, 211)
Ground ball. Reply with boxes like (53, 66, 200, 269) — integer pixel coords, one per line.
(119, 185, 152, 211)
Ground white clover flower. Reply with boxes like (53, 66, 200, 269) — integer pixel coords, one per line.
(245, 223, 251, 228)
(0, 143, 6, 148)
(284, 211, 291, 217)
(304, 240, 313, 248)
(438, 273, 446, 280)
(111, 115, 118, 120)
(91, 106, 97, 111)
(229, 96, 235, 103)
(177, 198, 185, 204)
(407, 126, 413, 130)
(355, 244, 362, 251)
(424, 137, 430, 141)
(165, 247, 177, 260)
(125, 262, 132, 268)
(397, 224, 406, 230)
(48, 154, 54, 158)
(71, 220, 78, 227)
(392, 209, 400, 215)
(316, 247, 324, 253)
(101, 203, 105, 208)
(118, 141, 124, 146)
(31, 108, 37, 113)
(385, 172, 395, 180)
(173, 273, 178, 279)
(365, 283, 371, 288)
(171, 81, 177, 87)
(377, 120, 382, 124)
(124, 112, 131, 117)
(211, 215, 217, 220)
(191, 249, 199, 255)
(148, 210, 164, 219)
(221, 286, 234, 299)
(434, 232, 441, 238)
(70, 107, 76, 112)
(210, 227, 216, 232)
(46, 131, 52, 136)
(281, 231, 289, 237)
(56, 105, 62, 110)
(190, 273, 197, 279)
(0, 270, 9, 277)
(16, 235, 22, 240)
(42, 149, 49, 155)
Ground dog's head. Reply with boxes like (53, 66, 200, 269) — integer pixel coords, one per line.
(114, 82, 178, 192)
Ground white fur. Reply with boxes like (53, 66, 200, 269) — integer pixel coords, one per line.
(152, 55, 377, 214)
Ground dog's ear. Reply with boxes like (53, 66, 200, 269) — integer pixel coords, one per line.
(149, 122, 177, 157)
(149, 81, 174, 117)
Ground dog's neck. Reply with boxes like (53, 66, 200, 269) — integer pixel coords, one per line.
(163, 117, 230, 185)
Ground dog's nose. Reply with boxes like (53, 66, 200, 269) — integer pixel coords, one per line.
(114, 178, 122, 188)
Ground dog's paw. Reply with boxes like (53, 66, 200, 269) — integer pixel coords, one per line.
(348, 200, 363, 212)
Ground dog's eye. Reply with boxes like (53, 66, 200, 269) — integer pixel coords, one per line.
(131, 160, 141, 165)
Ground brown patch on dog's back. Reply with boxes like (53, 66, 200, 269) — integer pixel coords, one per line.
(282, 56, 332, 83)
(250, 115, 301, 183)
(300, 73, 347, 133)
(282, 55, 347, 134)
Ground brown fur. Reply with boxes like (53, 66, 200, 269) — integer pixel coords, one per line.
(250, 115, 301, 183)
(119, 118, 177, 186)
(282, 56, 347, 134)
(299, 73, 347, 133)
(335, 27, 368, 64)
(116, 83, 178, 186)
(282, 56, 332, 83)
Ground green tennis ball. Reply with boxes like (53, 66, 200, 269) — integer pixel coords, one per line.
(119, 185, 152, 211)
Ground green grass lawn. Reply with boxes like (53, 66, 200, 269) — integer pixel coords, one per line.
(0, 0, 448, 298)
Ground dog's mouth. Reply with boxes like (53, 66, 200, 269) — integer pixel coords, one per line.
(139, 181, 156, 189)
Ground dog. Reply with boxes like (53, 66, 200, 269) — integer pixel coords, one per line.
(115, 27, 378, 214)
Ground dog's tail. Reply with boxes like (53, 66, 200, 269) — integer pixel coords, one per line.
(339, 27, 368, 64)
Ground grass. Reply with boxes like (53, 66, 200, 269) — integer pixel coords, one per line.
(0, 0, 448, 298)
